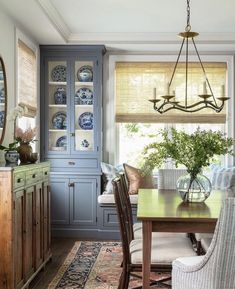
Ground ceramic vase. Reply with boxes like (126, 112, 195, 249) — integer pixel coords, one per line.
(177, 173, 212, 202)
(5, 150, 19, 164)
(17, 142, 32, 164)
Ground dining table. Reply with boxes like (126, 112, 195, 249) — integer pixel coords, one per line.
(137, 188, 234, 289)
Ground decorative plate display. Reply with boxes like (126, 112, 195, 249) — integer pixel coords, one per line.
(77, 65, 93, 82)
(51, 65, 67, 82)
(54, 87, 66, 104)
(52, 111, 67, 129)
(75, 87, 93, 105)
(56, 135, 67, 148)
(78, 112, 93, 130)
(0, 88, 4, 103)
(0, 111, 4, 128)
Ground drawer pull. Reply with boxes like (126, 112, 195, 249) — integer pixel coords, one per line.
(32, 174, 37, 178)
(44, 171, 48, 175)
(68, 183, 74, 187)
(68, 161, 75, 165)
(17, 178, 23, 183)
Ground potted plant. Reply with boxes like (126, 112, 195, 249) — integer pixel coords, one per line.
(141, 128, 234, 202)
(15, 127, 37, 164)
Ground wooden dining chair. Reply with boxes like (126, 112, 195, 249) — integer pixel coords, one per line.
(172, 198, 235, 289)
(119, 172, 187, 239)
(113, 176, 197, 289)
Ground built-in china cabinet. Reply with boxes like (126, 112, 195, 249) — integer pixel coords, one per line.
(40, 45, 105, 238)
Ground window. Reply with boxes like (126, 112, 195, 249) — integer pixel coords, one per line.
(17, 36, 38, 150)
(115, 61, 228, 167)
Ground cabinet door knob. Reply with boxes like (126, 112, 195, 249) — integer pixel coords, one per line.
(17, 178, 23, 183)
(71, 133, 75, 137)
(68, 183, 74, 187)
(32, 174, 37, 178)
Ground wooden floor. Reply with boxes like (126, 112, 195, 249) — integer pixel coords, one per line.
(29, 238, 77, 289)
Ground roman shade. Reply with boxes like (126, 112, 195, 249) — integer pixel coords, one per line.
(115, 62, 227, 123)
(18, 40, 37, 117)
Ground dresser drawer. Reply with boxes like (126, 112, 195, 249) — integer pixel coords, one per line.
(26, 169, 43, 186)
(42, 166, 50, 179)
(13, 171, 25, 190)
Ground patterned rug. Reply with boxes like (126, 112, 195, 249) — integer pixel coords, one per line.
(48, 241, 171, 289)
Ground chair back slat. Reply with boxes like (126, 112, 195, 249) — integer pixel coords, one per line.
(112, 177, 132, 265)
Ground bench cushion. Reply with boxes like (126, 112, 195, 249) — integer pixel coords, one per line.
(98, 193, 138, 205)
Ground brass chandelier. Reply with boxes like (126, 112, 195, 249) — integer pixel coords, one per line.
(149, 0, 229, 114)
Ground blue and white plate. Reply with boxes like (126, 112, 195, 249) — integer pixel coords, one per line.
(75, 87, 93, 105)
(56, 135, 67, 148)
(77, 65, 93, 82)
(0, 111, 5, 128)
(0, 88, 5, 103)
(78, 112, 93, 130)
(51, 65, 67, 82)
(54, 87, 66, 104)
(52, 111, 67, 129)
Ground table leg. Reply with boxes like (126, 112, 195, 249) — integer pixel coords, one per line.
(142, 220, 152, 289)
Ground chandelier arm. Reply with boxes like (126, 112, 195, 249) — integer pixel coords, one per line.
(156, 102, 224, 113)
(169, 38, 185, 87)
(191, 38, 218, 106)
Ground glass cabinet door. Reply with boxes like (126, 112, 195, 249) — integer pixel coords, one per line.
(74, 60, 95, 152)
(47, 60, 68, 153)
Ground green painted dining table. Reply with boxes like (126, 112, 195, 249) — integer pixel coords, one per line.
(137, 188, 234, 289)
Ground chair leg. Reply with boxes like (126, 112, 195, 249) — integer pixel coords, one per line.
(118, 268, 130, 289)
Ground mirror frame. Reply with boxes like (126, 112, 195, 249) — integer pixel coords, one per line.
(0, 56, 7, 145)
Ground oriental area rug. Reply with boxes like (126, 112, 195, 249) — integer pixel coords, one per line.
(48, 241, 171, 289)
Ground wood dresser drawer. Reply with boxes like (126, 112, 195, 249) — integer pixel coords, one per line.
(13, 171, 25, 190)
(42, 166, 50, 179)
(25, 169, 43, 186)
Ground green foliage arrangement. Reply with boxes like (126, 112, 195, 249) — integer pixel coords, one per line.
(0, 141, 18, 152)
(141, 128, 234, 178)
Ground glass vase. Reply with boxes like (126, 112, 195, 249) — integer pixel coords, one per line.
(176, 173, 212, 202)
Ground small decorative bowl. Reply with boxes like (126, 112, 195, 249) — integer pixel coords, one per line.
(29, 152, 39, 163)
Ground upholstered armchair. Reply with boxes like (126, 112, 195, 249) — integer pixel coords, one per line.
(172, 198, 235, 289)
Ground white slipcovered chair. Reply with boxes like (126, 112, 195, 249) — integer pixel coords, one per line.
(158, 169, 187, 190)
(172, 198, 235, 289)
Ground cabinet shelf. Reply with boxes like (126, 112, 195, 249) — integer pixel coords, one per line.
(49, 81, 67, 86)
(75, 82, 93, 87)
(75, 129, 93, 132)
(75, 104, 93, 108)
(49, 129, 67, 132)
(49, 104, 67, 108)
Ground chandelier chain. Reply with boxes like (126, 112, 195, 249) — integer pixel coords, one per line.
(186, 0, 191, 31)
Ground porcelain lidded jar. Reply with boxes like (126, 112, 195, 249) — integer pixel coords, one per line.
(5, 150, 19, 164)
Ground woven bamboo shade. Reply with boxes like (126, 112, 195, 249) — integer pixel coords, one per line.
(115, 62, 227, 123)
(18, 40, 37, 117)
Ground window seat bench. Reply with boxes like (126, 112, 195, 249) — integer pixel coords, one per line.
(97, 193, 138, 240)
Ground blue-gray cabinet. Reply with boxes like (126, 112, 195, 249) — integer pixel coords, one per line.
(40, 45, 106, 238)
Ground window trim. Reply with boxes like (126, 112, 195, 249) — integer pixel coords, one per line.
(104, 54, 234, 166)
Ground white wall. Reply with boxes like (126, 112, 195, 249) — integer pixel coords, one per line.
(0, 9, 16, 161)
(0, 9, 39, 162)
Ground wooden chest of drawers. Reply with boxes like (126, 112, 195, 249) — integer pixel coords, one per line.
(0, 162, 51, 289)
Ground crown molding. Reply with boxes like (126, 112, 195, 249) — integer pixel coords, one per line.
(68, 32, 235, 45)
(37, 0, 70, 42)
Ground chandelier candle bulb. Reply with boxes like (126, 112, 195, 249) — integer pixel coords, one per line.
(203, 81, 207, 94)
(221, 84, 225, 96)
(153, 87, 157, 99)
(166, 82, 170, 95)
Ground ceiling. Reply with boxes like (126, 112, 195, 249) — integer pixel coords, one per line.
(1, 0, 235, 52)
